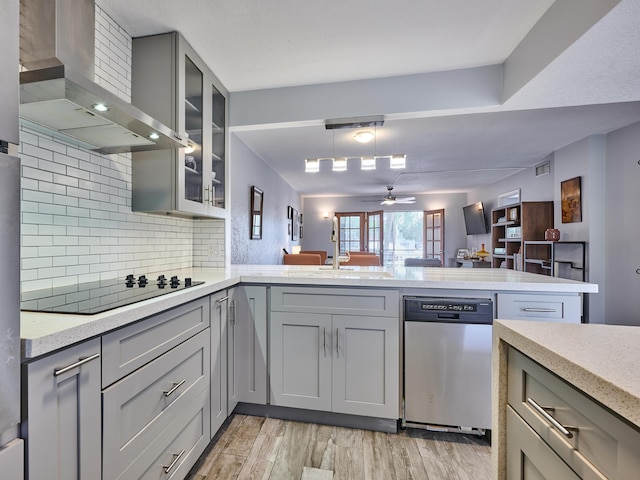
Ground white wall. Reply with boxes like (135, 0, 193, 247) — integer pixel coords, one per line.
(20, 5, 225, 291)
(301, 192, 468, 263)
(229, 135, 301, 264)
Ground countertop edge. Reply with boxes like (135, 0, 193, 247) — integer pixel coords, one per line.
(494, 319, 640, 429)
(21, 266, 597, 359)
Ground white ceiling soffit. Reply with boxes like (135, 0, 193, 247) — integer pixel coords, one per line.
(99, 0, 640, 196)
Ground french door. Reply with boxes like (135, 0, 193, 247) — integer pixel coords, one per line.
(424, 209, 445, 265)
(335, 211, 383, 258)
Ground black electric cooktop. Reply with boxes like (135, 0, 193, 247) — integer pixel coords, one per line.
(21, 274, 205, 315)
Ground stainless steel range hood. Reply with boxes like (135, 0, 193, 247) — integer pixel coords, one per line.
(19, 0, 187, 154)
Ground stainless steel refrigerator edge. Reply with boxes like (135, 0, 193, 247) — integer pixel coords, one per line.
(0, 0, 24, 477)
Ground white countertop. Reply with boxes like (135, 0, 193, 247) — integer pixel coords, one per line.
(21, 265, 597, 359)
(494, 319, 640, 429)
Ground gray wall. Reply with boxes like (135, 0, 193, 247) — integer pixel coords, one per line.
(301, 193, 468, 263)
(604, 121, 640, 325)
(230, 134, 301, 264)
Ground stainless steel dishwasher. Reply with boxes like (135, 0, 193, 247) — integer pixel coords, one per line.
(403, 296, 493, 434)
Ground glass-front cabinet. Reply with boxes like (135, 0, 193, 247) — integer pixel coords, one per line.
(211, 83, 225, 209)
(130, 32, 228, 218)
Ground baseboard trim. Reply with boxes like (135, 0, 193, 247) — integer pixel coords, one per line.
(233, 403, 399, 433)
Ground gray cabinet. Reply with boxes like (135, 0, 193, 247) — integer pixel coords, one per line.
(270, 311, 332, 412)
(506, 406, 581, 480)
(102, 330, 210, 480)
(0, 0, 18, 145)
(102, 296, 211, 480)
(22, 338, 101, 480)
(270, 287, 400, 419)
(497, 292, 582, 323)
(506, 347, 640, 479)
(131, 31, 228, 218)
(210, 290, 229, 436)
(229, 286, 268, 408)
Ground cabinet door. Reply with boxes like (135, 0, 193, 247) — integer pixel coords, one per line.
(210, 290, 228, 436)
(24, 338, 101, 480)
(331, 315, 399, 418)
(270, 312, 332, 411)
(230, 286, 268, 406)
(506, 406, 581, 480)
(208, 80, 226, 212)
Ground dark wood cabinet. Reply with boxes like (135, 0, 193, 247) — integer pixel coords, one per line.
(491, 202, 554, 270)
(523, 241, 586, 280)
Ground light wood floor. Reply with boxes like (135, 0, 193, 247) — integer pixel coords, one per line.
(187, 414, 492, 480)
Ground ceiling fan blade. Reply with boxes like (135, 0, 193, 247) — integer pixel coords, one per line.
(395, 197, 416, 203)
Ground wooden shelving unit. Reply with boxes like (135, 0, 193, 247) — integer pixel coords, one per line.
(491, 202, 554, 270)
(523, 241, 586, 281)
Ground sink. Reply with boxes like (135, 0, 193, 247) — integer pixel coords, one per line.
(284, 268, 394, 279)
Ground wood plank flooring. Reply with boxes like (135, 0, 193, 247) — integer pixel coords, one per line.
(187, 414, 491, 480)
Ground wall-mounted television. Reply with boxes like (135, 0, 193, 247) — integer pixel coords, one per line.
(463, 201, 489, 235)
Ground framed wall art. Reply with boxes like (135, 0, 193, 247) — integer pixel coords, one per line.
(250, 186, 263, 239)
(561, 176, 582, 223)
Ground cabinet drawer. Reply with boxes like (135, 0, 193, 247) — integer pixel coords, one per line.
(506, 406, 582, 480)
(507, 347, 640, 479)
(102, 296, 209, 386)
(102, 329, 210, 480)
(497, 293, 580, 323)
(117, 388, 210, 480)
(271, 286, 399, 317)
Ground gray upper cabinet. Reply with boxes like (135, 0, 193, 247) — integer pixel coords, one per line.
(0, 0, 18, 145)
(131, 31, 228, 218)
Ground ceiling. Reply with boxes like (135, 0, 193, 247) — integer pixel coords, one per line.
(100, 0, 640, 198)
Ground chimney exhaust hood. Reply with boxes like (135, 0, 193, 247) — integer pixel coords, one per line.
(19, 0, 187, 154)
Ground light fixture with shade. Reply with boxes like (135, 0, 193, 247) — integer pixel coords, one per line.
(361, 156, 376, 170)
(354, 130, 375, 143)
(332, 157, 347, 172)
(322, 211, 330, 219)
(305, 158, 320, 173)
(390, 154, 406, 169)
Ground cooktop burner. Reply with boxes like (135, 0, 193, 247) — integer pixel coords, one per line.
(21, 274, 205, 315)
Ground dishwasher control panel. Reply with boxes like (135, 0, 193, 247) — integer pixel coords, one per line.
(404, 297, 493, 324)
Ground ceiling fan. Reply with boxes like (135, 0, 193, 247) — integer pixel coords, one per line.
(365, 186, 416, 205)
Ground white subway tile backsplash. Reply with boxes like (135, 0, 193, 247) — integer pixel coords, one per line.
(38, 181, 67, 196)
(22, 166, 53, 182)
(19, 6, 225, 288)
(38, 246, 67, 257)
(23, 213, 53, 225)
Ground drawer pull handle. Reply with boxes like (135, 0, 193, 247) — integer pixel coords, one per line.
(163, 448, 186, 474)
(164, 379, 186, 397)
(527, 397, 577, 438)
(521, 307, 557, 313)
(215, 295, 229, 304)
(53, 353, 100, 377)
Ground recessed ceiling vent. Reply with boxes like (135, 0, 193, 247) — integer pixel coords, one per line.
(325, 115, 384, 130)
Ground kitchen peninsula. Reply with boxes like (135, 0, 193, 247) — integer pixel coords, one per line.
(19, 266, 598, 480)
